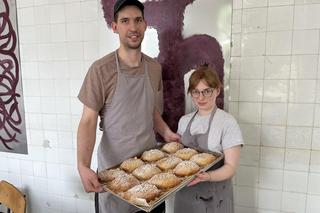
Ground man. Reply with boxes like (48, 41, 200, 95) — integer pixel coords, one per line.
(77, 0, 180, 212)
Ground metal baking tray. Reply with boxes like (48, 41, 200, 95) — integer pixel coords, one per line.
(100, 148, 224, 212)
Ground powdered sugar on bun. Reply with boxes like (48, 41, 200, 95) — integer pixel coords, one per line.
(141, 149, 166, 162)
(156, 156, 182, 171)
(174, 148, 198, 160)
(106, 173, 140, 193)
(148, 172, 181, 189)
(174, 161, 200, 177)
(190, 153, 216, 167)
(98, 168, 126, 182)
(120, 157, 144, 173)
(132, 164, 162, 180)
(122, 182, 161, 202)
(161, 142, 184, 154)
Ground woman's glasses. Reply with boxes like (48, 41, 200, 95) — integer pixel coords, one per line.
(190, 88, 214, 98)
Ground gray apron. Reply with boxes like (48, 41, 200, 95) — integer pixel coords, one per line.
(174, 106, 234, 213)
(97, 51, 157, 213)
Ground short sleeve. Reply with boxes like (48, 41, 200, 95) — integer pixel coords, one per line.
(78, 65, 105, 112)
(177, 113, 194, 136)
(177, 118, 185, 136)
(221, 118, 244, 150)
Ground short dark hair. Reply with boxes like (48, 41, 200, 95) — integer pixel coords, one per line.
(188, 65, 222, 94)
(113, 0, 144, 21)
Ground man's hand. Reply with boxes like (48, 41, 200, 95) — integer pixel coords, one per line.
(153, 110, 181, 142)
(78, 166, 103, 193)
(163, 128, 181, 143)
(188, 172, 211, 186)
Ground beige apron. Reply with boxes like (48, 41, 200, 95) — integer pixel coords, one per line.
(174, 107, 234, 213)
(97, 51, 157, 213)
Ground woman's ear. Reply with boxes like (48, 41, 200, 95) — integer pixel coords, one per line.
(216, 87, 221, 96)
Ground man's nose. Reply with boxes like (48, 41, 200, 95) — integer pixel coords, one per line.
(128, 21, 138, 30)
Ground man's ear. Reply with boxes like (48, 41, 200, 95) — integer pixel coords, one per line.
(111, 22, 118, 33)
(143, 19, 147, 31)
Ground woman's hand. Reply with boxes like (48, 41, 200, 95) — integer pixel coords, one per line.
(188, 171, 211, 186)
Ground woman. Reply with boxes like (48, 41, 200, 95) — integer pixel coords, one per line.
(167, 65, 243, 213)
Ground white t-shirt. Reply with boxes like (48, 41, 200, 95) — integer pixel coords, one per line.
(177, 108, 243, 153)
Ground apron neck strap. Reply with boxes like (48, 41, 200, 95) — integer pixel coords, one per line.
(115, 50, 146, 74)
(186, 105, 218, 135)
(206, 105, 217, 133)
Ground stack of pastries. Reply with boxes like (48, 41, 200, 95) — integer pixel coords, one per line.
(98, 142, 217, 207)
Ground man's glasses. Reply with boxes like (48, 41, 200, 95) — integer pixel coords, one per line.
(190, 88, 214, 98)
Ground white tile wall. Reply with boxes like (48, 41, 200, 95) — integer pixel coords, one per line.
(232, 10, 242, 33)
(242, 8, 267, 33)
(284, 149, 310, 171)
(268, 0, 294, 6)
(286, 126, 312, 149)
(240, 56, 265, 79)
(287, 103, 314, 126)
(261, 125, 286, 147)
(289, 80, 317, 103)
(258, 168, 283, 190)
(240, 146, 260, 166)
(308, 173, 320, 194)
(292, 30, 319, 54)
(263, 80, 288, 102)
(281, 192, 306, 213)
(0, 0, 99, 212)
(267, 6, 294, 31)
(236, 165, 260, 186)
(239, 102, 262, 123)
(257, 189, 282, 210)
(1, 0, 319, 212)
(283, 170, 308, 193)
(264, 56, 291, 79)
(310, 150, 320, 172)
(261, 103, 287, 125)
(291, 55, 318, 79)
(241, 32, 266, 56)
(234, 185, 258, 207)
(232, 1, 320, 212)
(306, 194, 320, 213)
(294, 4, 320, 29)
(239, 124, 261, 146)
(260, 147, 285, 169)
(239, 80, 263, 101)
(266, 31, 292, 55)
(243, 0, 268, 8)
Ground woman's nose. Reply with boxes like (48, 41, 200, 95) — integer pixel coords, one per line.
(198, 93, 205, 100)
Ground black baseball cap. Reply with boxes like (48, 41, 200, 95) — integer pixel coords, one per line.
(113, 0, 144, 18)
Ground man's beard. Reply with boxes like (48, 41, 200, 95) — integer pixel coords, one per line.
(125, 38, 143, 50)
(126, 42, 142, 49)
(123, 33, 144, 50)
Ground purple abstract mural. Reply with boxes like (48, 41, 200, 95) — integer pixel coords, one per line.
(101, 0, 225, 133)
(0, 0, 27, 154)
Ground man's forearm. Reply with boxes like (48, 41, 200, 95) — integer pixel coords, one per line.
(77, 110, 98, 170)
(153, 109, 169, 137)
(77, 123, 96, 170)
(153, 110, 181, 142)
